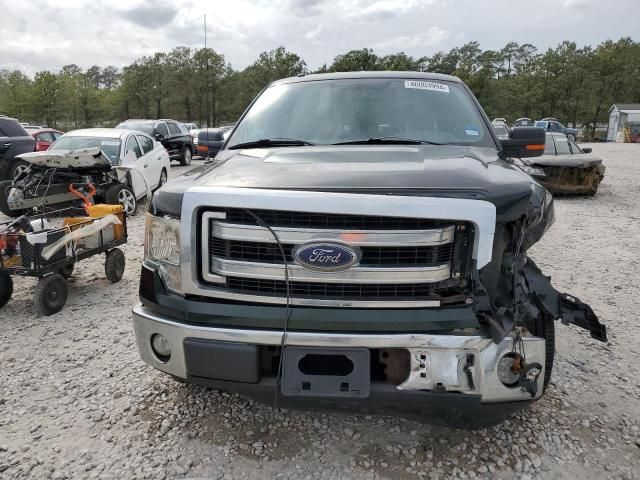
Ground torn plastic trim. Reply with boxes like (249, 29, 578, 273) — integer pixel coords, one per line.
(519, 258, 607, 342)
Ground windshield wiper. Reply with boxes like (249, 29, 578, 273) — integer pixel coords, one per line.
(332, 137, 444, 146)
(228, 138, 315, 150)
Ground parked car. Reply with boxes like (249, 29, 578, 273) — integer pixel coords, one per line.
(2, 128, 170, 215)
(535, 119, 579, 141)
(134, 71, 606, 428)
(518, 132, 605, 196)
(513, 117, 533, 127)
(25, 128, 64, 152)
(196, 128, 227, 158)
(183, 122, 198, 131)
(491, 121, 510, 140)
(116, 119, 194, 166)
(0, 116, 36, 180)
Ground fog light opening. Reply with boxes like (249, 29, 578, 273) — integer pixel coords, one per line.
(497, 352, 521, 388)
(151, 333, 171, 363)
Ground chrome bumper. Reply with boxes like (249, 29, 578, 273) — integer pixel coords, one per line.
(132, 303, 546, 403)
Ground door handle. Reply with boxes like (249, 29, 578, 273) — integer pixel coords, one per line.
(144, 164, 149, 168)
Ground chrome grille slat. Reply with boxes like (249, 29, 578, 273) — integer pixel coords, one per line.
(211, 221, 455, 246)
(211, 258, 452, 284)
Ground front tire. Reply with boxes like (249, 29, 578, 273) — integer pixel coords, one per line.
(10, 160, 30, 180)
(179, 147, 192, 166)
(34, 274, 67, 315)
(532, 314, 555, 393)
(105, 184, 137, 216)
(0, 180, 22, 217)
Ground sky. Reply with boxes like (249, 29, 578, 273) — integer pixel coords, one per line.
(1, 0, 639, 74)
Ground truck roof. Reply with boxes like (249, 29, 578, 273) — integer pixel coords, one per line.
(273, 71, 462, 86)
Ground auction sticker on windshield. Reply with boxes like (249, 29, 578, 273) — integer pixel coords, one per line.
(404, 80, 450, 93)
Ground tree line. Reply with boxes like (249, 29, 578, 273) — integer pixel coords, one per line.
(1, 38, 638, 138)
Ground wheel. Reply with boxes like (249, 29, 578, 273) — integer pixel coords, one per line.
(105, 248, 125, 283)
(587, 177, 601, 197)
(34, 274, 67, 315)
(179, 147, 192, 166)
(105, 184, 137, 216)
(10, 160, 30, 180)
(0, 180, 20, 217)
(531, 314, 555, 393)
(0, 271, 13, 308)
(156, 169, 168, 191)
(58, 263, 75, 279)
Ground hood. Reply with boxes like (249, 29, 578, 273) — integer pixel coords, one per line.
(153, 145, 539, 222)
(17, 147, 112, 169)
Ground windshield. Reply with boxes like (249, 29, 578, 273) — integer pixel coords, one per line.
(118, 122, 155, 135)
(535, 121, 547, 128)
(227, 78, 495, 148)
(50, 136, 121, 164)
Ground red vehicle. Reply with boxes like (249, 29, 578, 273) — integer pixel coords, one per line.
(25, 128, 64, 151)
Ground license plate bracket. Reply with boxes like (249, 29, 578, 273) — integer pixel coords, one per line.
(281, 347, 370, 398)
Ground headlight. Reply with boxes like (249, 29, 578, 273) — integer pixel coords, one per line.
(519, 165, 546, 177)
(144, 214, 183, 294)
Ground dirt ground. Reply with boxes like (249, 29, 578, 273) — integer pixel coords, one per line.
(1, 144, 639, 480)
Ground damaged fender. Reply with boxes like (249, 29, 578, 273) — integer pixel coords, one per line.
(519, 258, 607, 342)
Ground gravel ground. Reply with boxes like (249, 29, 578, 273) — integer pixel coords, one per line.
(1, 144, 639, 480)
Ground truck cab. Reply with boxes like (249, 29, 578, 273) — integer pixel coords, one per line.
(132, 72, 606, 427)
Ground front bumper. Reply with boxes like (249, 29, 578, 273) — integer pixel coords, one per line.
(133, 302, 546, 423)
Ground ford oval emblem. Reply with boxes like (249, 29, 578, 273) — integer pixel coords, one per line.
(293, 242, 360, 272)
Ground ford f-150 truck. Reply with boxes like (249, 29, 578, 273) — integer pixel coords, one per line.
(132, 72, 606, 428)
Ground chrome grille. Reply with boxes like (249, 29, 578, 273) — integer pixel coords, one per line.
(200, 208, 472, 308)
(210, 238, 456, 266)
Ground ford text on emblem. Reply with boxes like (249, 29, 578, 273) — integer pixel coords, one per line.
(293, 242, 360, 272)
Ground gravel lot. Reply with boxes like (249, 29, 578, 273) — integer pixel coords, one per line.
(1, 144, 639, 480)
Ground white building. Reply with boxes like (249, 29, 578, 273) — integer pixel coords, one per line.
(607, 104, 640, 142)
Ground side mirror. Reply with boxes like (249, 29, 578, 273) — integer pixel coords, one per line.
(500, 127, 546, 158)
(155, 133, 164, 142)
(581, 147, 592, 154)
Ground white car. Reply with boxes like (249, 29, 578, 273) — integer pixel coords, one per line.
(49, 128, 170, 213)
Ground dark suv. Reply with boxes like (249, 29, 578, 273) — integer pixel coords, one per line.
(116, 119, 194, 166)
(0, 116, 36, 180)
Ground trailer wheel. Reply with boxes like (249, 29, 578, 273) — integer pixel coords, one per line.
(105, 248, 125, 283)
(58, 263, 75, 279)
(34, 274, 67, 316)
(0, 271, 13, 308)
